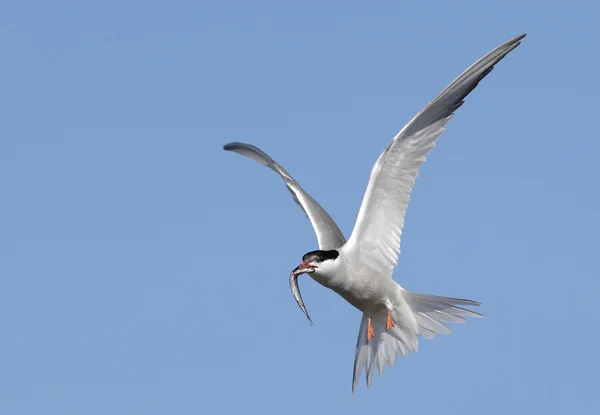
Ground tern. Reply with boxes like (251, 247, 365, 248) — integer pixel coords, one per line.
(224, 34, 525, 393)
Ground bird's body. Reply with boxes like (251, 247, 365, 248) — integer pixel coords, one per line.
(224, 34, 526, 393)
(311, 247, 400, 314)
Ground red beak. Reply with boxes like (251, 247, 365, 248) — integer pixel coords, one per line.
(291, 261, 316, 277)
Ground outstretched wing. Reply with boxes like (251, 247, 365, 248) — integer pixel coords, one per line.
(345, 34, 525, 277)
(224, 142, 347, 250)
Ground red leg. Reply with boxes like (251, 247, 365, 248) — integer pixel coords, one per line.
(385, 309, 395, 330)
(366, 317, 375, 344)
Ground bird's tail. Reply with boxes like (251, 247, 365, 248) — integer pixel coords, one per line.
(351, 292, 482, 393)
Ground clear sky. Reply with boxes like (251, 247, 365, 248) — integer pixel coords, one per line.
(1, 1, 599, 414)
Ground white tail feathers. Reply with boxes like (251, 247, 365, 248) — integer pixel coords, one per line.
(407, 292, 482, 339)
(352, 292, 482, 393)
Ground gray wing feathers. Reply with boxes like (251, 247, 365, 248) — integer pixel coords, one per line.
(397, 34, 526, 140)
(223, 142, 346, 250)
(346, 34, 525, 276)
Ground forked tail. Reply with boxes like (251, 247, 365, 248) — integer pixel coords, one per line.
(352, 292, 482, 393)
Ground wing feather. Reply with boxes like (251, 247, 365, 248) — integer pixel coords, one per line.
(345, 34, 526, 276)
(224, 142, 346, 250)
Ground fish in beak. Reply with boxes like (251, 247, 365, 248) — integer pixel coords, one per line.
(289, 262, 317, 325)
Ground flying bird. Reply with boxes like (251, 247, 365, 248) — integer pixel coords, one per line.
(223, 34, 525, 393)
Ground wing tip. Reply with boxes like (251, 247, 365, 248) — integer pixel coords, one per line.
(511, 33, 527, 43)
(497, 33, 527, 59)
(503, 33, 527, 49)
(223, 142, 243, 151)
(222, 142, 278, 171)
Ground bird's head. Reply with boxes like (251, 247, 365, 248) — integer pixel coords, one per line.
(291, 249, 340, 278)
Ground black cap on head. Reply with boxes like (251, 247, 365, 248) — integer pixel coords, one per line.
(302, 250, 339, 263)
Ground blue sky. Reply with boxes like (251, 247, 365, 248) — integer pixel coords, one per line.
(1, 1, 599, 414)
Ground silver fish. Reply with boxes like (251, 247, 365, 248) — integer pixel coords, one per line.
(289, 270, 313, 326)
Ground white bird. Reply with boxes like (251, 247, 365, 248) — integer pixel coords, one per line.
(224, 34, 525, 393)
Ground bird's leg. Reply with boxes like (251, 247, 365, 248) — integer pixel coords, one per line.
(385, 309, 395, 330)
(366, 317, 375, 344)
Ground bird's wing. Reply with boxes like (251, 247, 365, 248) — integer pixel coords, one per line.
(223, 142, 347, 250)
(344, 34, 525, 277)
